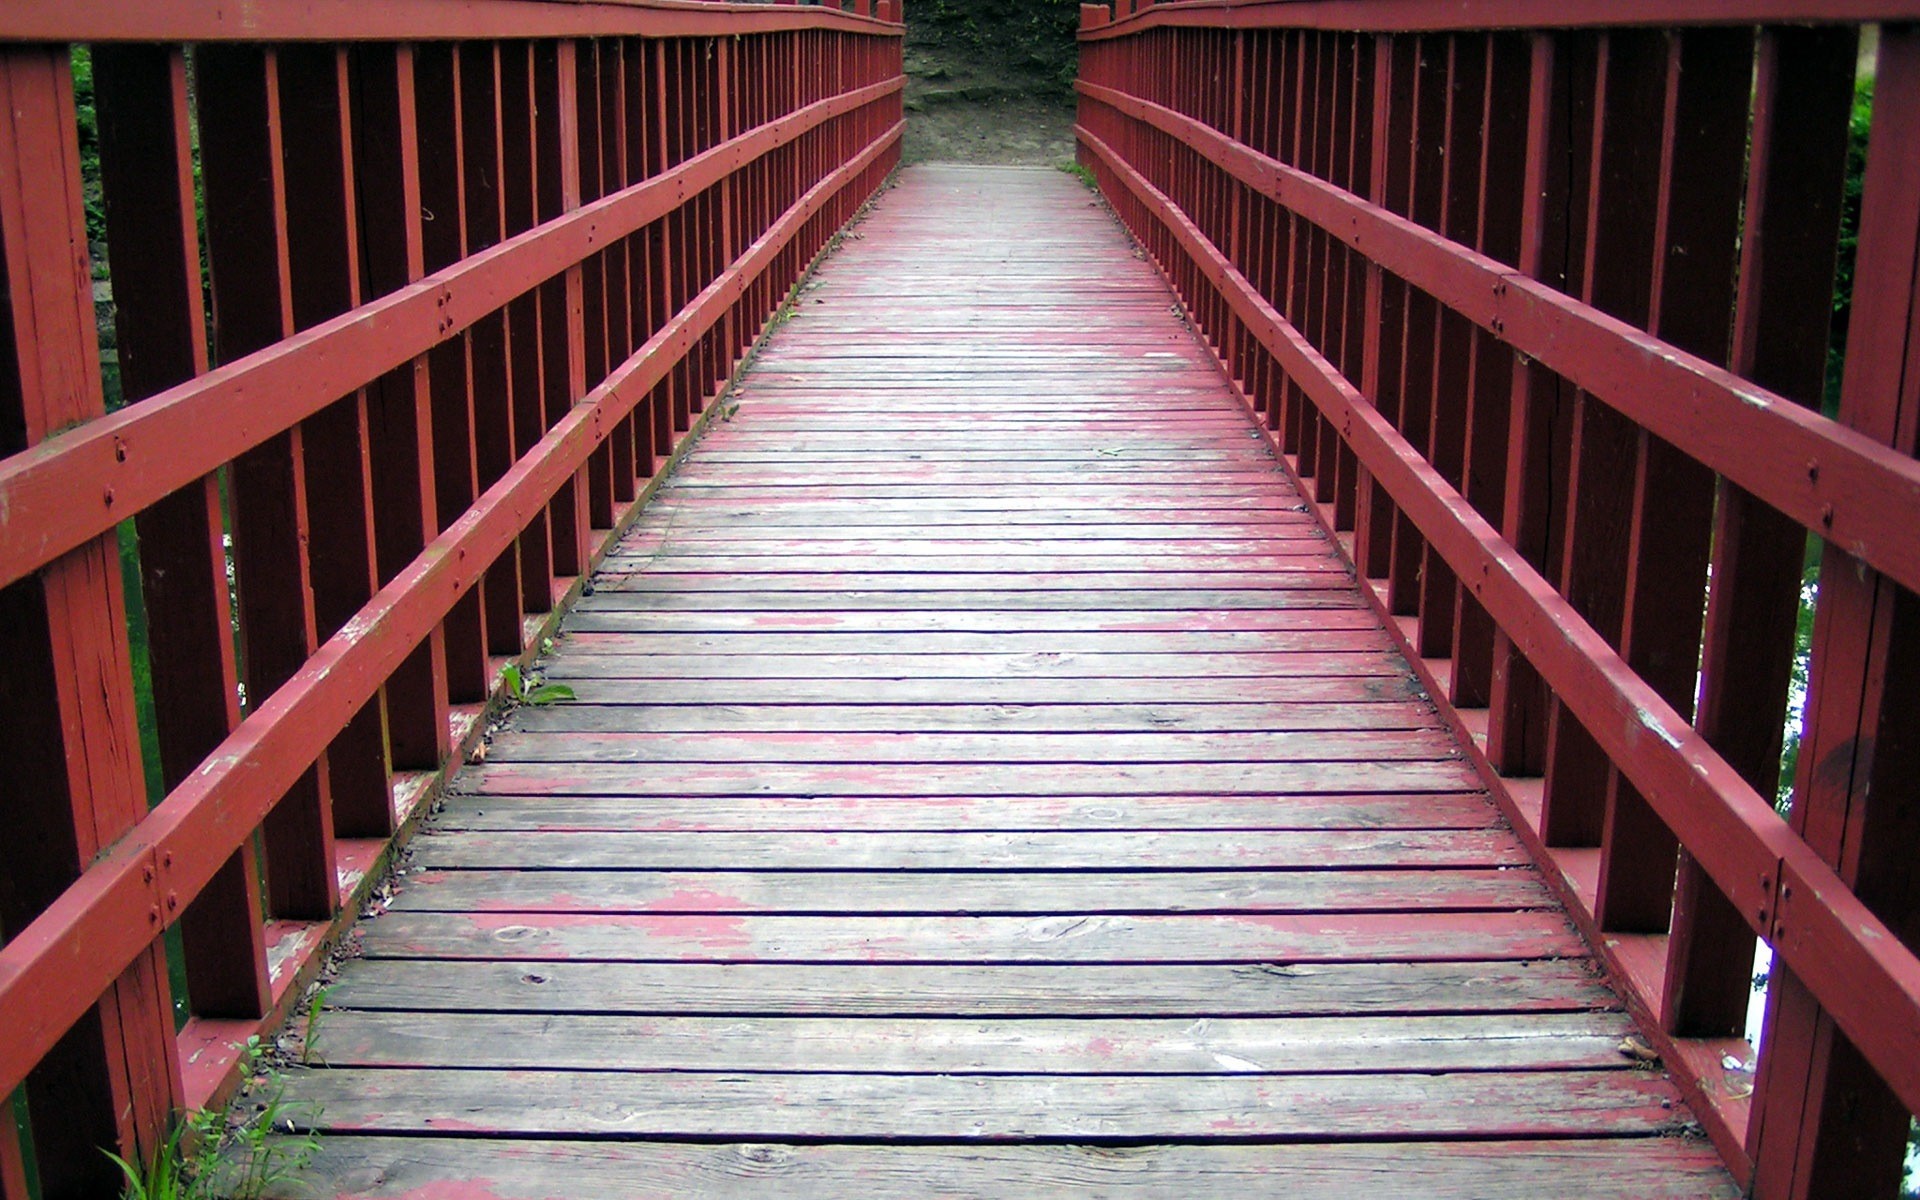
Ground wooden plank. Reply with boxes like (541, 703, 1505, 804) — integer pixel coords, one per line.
(412, 828, 1526, 871)
(483, 729, 1458, 764)
(504, 700, 1436, 733)
(462, 758, 1476, 797)
(355, 910, 1579, 962)
(434, 791, 1499, 832)
(578, 589, 1368, 612)
(308, 1011, 1634, 1073)
(386, 867, 1554, 914)
(555, 628, 1388, 652)
(267, 1136, 1741, 1200)
(540, 652, 1411, 680)
(324, 958, 1617, 1016)
(278, 1067, 1683, 1139)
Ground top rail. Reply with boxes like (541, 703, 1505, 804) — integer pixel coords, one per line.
(0, 3, 902, 1193)
(1080, 0, 1920, 32)
(0, 0, 905, 42)
(1077, 8, 1919, 1200)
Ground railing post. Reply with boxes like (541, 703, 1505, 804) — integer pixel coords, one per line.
(0, 43, 182, 1194)
(92, 42, 273, 1020)
(1673, 26, 1856, 1049)
(1485, 32, 1558, 779)
(353, 43, 455, 777)
(1745, 26, 1920, 1200)
(196, 44, 341, 920)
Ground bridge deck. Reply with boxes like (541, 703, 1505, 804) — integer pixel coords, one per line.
(271, 166, 1736, 1198)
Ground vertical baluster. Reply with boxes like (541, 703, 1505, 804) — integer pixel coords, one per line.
(1487, 33, 1581, 782)
(1593, 29, 1749, 933)
(197, 44, 339, 919)
(573, 40, 616, 532)
(1387, 38, 1444, 619)
(1448, 32, 1530, 711)
(1674, 27, 1855, 1048)
(0, 44, 181, 1193)
(1538, 30, 1663, 852)
(535, 41, 591, 584)
(351, 44, 454, 775)
(93, 43, 272, 1019)
(458, 43, 525, 657)
(1417, 34, 1481, 663)
(1353, 34, 1395, 583)
(597, 40, 638, 506)
(412, 43, 490, 704)
(621, 39, 657, 475)
(280, 43, 394, 839)
(1747, 27, 1916, 1200)
(500, 41, 556, 619)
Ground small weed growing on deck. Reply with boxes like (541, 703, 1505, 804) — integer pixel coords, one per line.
(299, 986, 334, 1067)
(107, 1038, 320, 1200)
(500, 663, 575, 706)
(1055, 159, 1097, 189)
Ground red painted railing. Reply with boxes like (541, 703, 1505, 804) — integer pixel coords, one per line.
(0, 2, 900, 1192)
(1080, 5, 1918, 1198)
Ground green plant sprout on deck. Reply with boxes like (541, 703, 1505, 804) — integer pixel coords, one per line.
(500, 663, 576, 706)
(106, 1037, 319, 1200)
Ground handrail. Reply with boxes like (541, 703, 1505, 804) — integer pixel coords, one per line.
(1080, 9, 1919, 1200)
(0, 6, 902, 1192)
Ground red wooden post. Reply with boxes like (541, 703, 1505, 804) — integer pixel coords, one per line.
(1670, 27, 1857, 1045)
(414, 44, 492, 706)
(352, 43, 453, 777)
(1745, 27, 1920, 1200)
(501, 42, 557, 618)
(1484, 32, 1562, 780)
(1591, 29, 1749, 932)
(462, 41, 529, 657)
(196, 43, 340, 919)
(534, 39, 591, 585)
(279, 43, 396, 840)
(0, 43, 182, 1192)
(92, 43, 274, 1018)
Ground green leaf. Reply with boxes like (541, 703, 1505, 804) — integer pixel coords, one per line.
(526, 683, 576, 706)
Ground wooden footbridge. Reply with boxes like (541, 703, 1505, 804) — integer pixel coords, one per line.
(1, 4, 1917, 1199)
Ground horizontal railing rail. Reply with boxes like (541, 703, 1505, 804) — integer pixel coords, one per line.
(1079, 6, 1919, 1199)
(0, 3, 901, 1192)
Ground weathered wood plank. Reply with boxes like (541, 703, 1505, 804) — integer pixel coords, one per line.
(355, 910, 1582, 963)
(553, 628, 1392, 653)
(481, 728, 1460, 764)
(594, 572, 1357, 595)
(264, 1136, 1742, 1200)
(557, 608, 1381, 633)
(307, 1011, 1636, 1073)
(461, 759, 1480, 797)
(321, 959, 1619, 1016)
(276, 1067, 1685, 1139)
(503, 701, 1437, 734)
(541, 676, 1424, 704)
(577, 589, 1370, 613)
(385, 867, 1555, 914)
(410, 829, 1528, 871)
(433, 791, 1500, 832)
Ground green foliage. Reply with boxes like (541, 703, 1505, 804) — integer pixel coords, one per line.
(1055, 160, 1096, 189)
(106, 1039, 319, 1200)
(1822, 74, 1872, 416)
(501, 662, 576, 706)
(299, 987, 333, 1067)
(906, 0, 1081, 97)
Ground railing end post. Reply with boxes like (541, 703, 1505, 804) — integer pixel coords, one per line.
(1080, 2, 1110, 29)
